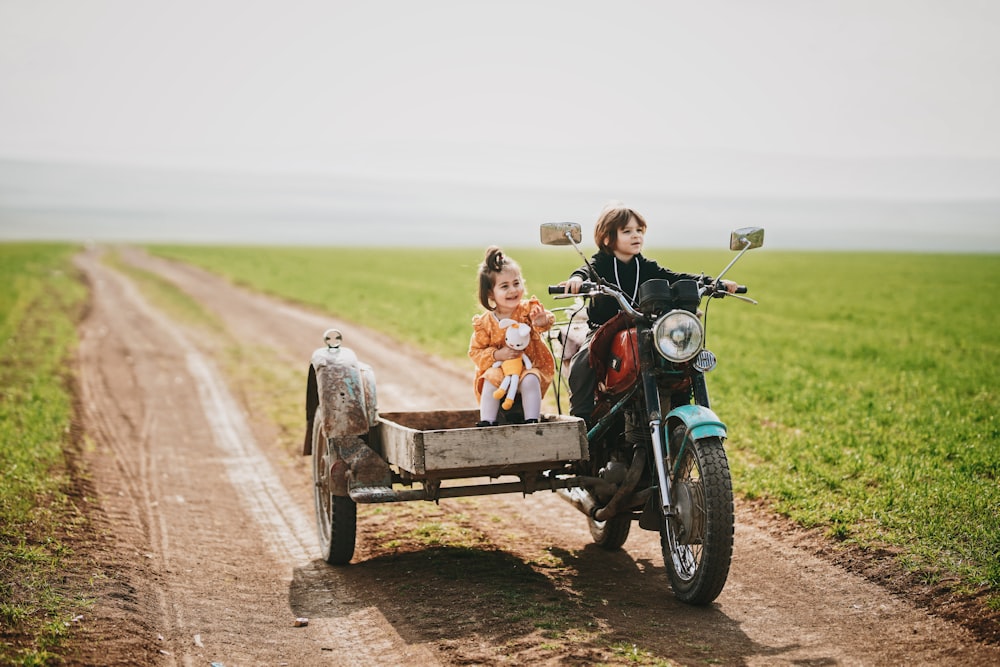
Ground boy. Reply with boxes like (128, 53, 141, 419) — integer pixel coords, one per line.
(560, 202, 737, 423)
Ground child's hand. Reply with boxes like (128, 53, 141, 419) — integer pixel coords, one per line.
(560, 277, 584, 294)
(529, 303, 555, 328)
(493, 346, 518, 361)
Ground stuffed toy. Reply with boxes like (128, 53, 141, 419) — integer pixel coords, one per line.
(492, 318, 533, 410)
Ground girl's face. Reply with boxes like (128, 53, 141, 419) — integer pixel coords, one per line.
(610, 216, 645, 261)
(491, 267, 525, 313)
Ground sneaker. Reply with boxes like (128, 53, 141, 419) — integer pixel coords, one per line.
(475, 421, 498, 428)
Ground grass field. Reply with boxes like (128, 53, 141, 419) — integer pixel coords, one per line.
(0, 243, 88, 665)
(149, 243, 1000, 603)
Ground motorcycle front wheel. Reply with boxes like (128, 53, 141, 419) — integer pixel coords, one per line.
(660, 425, 734, 605)
(312, 419, 357, 565)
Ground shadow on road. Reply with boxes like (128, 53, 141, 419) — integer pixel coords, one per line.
(288, 541, 810, 665)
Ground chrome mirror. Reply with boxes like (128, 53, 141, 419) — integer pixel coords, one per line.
(729, 227, 764, 251)
(540, 222, 582, 246)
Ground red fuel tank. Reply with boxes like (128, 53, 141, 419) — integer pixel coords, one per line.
(600, 327, 639, 395)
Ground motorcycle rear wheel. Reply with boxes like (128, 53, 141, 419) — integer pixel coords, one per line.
(312, 420, 358, 565)
(588, 512, 631, 550)
(660, 427, 734, 605)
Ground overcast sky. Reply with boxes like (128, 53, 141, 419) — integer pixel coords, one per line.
(1, 1, 999, 249)
(3, 2, 999, 179)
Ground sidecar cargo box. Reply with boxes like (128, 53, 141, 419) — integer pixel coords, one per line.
(374, 410, 587, 477)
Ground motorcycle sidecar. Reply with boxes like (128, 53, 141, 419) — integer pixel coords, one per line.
(304, 329, 588, 565)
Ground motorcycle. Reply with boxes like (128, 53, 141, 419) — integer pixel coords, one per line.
(303, 222, 762, 607)
(541, 222, 763, 604)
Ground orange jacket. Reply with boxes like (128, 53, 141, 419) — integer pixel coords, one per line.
(468, 296, 555, 402)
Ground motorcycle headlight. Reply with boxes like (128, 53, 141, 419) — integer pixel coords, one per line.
(653, 310, 704, 362)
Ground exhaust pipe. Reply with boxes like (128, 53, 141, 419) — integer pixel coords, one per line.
(556, 447, 648, 521)
(593, 446, 646, 522)
(556, 486, 598, 516)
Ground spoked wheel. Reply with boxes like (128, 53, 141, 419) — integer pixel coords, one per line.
(660, 425, 734, 604)
(312, 418, 356, 565)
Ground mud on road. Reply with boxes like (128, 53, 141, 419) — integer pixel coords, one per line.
(65, 247, 999, 666)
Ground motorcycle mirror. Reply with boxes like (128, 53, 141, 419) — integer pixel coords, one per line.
(540, 222, 582, 246)
(729, 227, 765, 251)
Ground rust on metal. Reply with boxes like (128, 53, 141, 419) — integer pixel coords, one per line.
(303, 335, 379, 455)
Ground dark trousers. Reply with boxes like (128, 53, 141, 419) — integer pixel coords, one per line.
(568, 339, 595, 419)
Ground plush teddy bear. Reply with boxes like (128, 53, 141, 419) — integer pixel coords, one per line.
(492, 318, 533, 410)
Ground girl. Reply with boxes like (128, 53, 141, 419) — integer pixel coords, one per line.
(469, 246, 556, 427)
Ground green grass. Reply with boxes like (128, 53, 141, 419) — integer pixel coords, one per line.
(0, 243, 88, 665)
(707, 251, 1000, 594)
(148, 243, 1000, 601)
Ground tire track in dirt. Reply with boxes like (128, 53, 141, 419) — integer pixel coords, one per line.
(75, 249, 440, 666)
(184, 349, 314, 564)
(75, 269, 177, 665)
(78, 247, 1000, 666)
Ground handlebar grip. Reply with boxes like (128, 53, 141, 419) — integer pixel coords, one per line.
(736, 285, 748, 294)
(548, 281, 596, 295)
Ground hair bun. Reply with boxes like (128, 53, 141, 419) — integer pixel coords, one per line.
(485, 246, 505, 272)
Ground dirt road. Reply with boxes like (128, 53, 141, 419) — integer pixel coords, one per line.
(67, 247, 998, 666)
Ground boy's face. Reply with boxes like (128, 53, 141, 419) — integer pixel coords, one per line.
(491, 267, 525, 312)
(609, 216, 645, 260)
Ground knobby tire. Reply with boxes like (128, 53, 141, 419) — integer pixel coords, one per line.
(661, 429, 734, 605)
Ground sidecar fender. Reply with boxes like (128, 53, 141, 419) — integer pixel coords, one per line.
(665, 404, 727, 442)
(303, 344, 378, 456)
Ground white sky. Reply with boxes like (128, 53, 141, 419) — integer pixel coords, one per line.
(2, 0, 999, 198)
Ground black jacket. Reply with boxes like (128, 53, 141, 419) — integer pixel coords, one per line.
(570, 252, 702, 327)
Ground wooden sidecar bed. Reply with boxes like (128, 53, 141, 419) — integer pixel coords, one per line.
(350, 410, 589, 503)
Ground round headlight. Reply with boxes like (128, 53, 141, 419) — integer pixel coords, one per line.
(653, 310, 704, 362)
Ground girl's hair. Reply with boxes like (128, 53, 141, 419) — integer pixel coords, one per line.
(477, 245, 522, 310)
(594, 201, 648, 254)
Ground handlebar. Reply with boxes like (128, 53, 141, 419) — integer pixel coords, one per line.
(548, 277, 756, 313)
(549, 280, 748, 297)
(548, 281, 642, 319)
(548, 282, 597, 295)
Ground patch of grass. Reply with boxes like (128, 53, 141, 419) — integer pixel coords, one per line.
(148, 244, 1000, 601)
(528, 549, 567, 569)
(405, 521, 483, 548)
(609, 641, 676, 666)
(0, 243, 87, 664)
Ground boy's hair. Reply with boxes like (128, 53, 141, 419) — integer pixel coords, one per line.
(594, 201, 648, 254)
(477, 245, 521, 311)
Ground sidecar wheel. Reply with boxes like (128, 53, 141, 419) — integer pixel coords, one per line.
(312, 419, 357, 565)
(660, 427, 734, 605)
(588, 512, 631, 550)
(321, 496, 357, 565)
